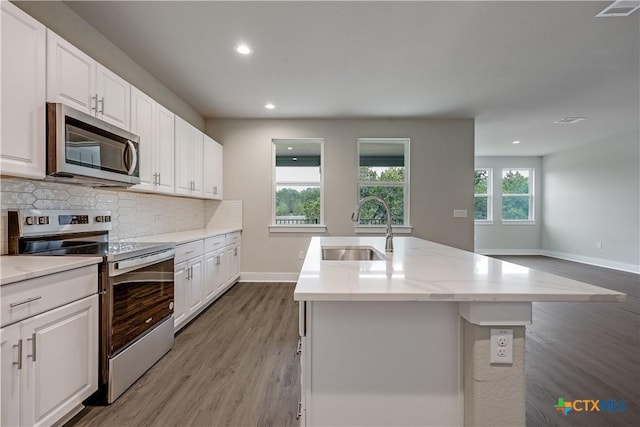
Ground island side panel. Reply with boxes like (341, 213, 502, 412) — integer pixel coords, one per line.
(463, 322, 526, 426)
(305, 301, 462, 426)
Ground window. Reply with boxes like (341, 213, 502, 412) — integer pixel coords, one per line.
(501, 168, 534, 221)
(357, 138, 410, 227)
(474, 168, 492, 221)
(271, 139, 325, 232)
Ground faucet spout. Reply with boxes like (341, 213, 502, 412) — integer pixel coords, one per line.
(352, 195, 394, 252)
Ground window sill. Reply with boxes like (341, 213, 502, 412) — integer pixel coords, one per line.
(269, 225, 327, 233)
(501, 220, 537, 226)
(354, 225, 413, 234)
(474, 221, 494, 226)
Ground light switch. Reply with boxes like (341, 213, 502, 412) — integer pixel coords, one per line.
(453, 209, 467, 218)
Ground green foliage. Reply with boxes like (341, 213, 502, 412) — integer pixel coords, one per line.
(359, 167, 404, 183)
(275, 187, 320, 223)
(358, 187, 404, 225)
(502, 170, 528, 194)
(474, 170, 488, 194)
(474, 196, 488, 220)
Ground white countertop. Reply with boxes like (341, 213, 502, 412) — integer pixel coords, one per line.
(0, 256, 103, 286)
(127, 228, 241, 245)
(294, 236, 626, 302)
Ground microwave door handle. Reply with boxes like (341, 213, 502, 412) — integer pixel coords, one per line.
(125, 140, 137, 175)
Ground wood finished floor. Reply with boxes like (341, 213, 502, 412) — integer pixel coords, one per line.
(495, 256, 639, 427)
(67, 258, 639, 427)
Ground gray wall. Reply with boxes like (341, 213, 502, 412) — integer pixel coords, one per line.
(207, 118, 474, 275)
(474, 157, 543, 253)
(542, 138, 639, 270)
(13, 0, 204, 130)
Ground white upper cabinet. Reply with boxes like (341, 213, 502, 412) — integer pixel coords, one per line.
(203, 135, 223, 200)
(95, 64, 130, 129)
(175, 116, 204, 197)
(47, 30, 130, 130)
(1, 2, 46, 179)
(130, 88, 175, 194)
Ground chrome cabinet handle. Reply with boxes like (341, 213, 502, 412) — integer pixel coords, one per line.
(98, 96, 105, 114)
(91, 95, 98, 113)
(216, 255, 220, 266)
(157, 173, 161, 185)
(26, 333, 36, 362)
(234, 247, 238, 256)
(10, 296, 42, 308)
(153, 172, 158, 185)
(296, 401, 303, 420)
(13, 340, 23, 370)
(295, 339, 302, 356)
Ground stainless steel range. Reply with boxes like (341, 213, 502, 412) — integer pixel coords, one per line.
(8, 209, 175, 404)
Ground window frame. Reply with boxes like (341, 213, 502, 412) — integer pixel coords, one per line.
(355, 138, 412, 234)
(501, 167, 535, 223)
(270, 138, 326, 233)
(474, 168, 493, 223)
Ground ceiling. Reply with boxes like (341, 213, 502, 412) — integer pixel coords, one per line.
(64, 1, 639, 156)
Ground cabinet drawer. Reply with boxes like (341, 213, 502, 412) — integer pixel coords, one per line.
(204, 235, 226, 253)
(175, 240, 204, 264)
(226, 231, 241, 245)
(1, 265, 97, 327)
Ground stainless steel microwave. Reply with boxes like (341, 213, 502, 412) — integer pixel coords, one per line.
(46, 103, 140, 187)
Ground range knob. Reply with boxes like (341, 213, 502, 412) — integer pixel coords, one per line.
(95, 215, 112, 223)
(25, 216, 35, 225)
(38, 216, 49, 225)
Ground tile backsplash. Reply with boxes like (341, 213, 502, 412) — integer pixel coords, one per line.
(1, 177, 208, 253)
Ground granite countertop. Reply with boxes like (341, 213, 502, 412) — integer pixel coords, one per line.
(0, 256, 103, 286)
(127, 228, 242, 245)
(294, 236, 626, 303)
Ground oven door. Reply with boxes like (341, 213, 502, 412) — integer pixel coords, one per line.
(109, 256, 174, 355)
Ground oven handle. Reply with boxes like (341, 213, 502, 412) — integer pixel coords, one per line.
(114, 249, 175, 272)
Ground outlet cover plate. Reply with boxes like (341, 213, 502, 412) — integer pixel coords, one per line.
(490, 328, 513, 365)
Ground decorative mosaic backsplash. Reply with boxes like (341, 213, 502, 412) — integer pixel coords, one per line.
(1, 177, 208, 253)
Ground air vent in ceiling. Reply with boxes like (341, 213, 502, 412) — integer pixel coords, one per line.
(554, 117, 587, 124)
(596, 1, 640, 17)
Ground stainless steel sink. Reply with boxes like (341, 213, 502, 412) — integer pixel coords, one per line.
(321, 246, 385, 261)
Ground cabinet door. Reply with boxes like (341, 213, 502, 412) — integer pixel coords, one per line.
(174, 261, 187, 330)
(1, 324, 21, 427)
(203, 135, 216, 199)
(191, 129, 204, 196)
(187, 257, 204, 315)
(204, 250, 224, 302)
(46, 30, 95, 114)
(130, 87, 156, 192)
(1, 2, 46, 179)
(155, 104, 175, 194)
(213, 141, 223, 199)
(20, 295, 98, 427)
(96, 64, 130, 130)
(174, 116, 193, 196)
(232, 244, 241, 281)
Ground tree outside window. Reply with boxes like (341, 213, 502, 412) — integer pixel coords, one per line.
(357, 139, 409, 226)
(474, 169, 492, 221)
(502, 168, 533, 221)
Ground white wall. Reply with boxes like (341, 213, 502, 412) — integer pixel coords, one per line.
(207, 118, 475, 277)
(541, 138, 639, 272)
(474, 157, 543, 254)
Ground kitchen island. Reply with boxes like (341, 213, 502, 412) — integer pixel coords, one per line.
(293, 236, 625, 426)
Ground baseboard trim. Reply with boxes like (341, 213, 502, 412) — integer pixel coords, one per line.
(540, 250, 640, 274)
(475, 249, 543, 256)
(475, 248, 639, 274)
(239, 272, 299, 283)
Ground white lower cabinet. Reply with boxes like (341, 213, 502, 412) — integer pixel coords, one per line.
(1, 294, 98, 427)
(174, 232, 241, 333)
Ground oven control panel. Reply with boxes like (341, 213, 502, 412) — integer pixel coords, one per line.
(13, 209, 112, 236)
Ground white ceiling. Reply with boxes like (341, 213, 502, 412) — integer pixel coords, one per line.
(65, 1, 639, 156)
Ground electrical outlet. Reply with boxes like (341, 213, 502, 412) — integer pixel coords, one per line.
(490, 328, 513, 365)
(298, 250, 305, 260)
(596, 241, 603, 249)
(453, 209, 467, 218)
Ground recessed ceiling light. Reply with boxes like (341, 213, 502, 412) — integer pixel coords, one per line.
(287, 146, 293, 150)
(512, 140, 521, 145)
(554, 117, 587, 124)
(596, 1, 640, 17)
(292, 157, 298, 161)
(265, 103, 275, 109)
(236, 44, 252, 55)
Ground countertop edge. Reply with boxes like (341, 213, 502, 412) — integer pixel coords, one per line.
(127, 227, 242, 244)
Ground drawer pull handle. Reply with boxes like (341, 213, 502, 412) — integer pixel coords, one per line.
(145, 317, 153, 324)
(295, 339, 302, 356)
(26, 333, 36, 362)
(10, 296, 42, 308)
(185, 250, 195, 254)
(296, 401, 303, 419)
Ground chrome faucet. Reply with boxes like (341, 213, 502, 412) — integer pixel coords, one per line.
(351, 195, 394, 252)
